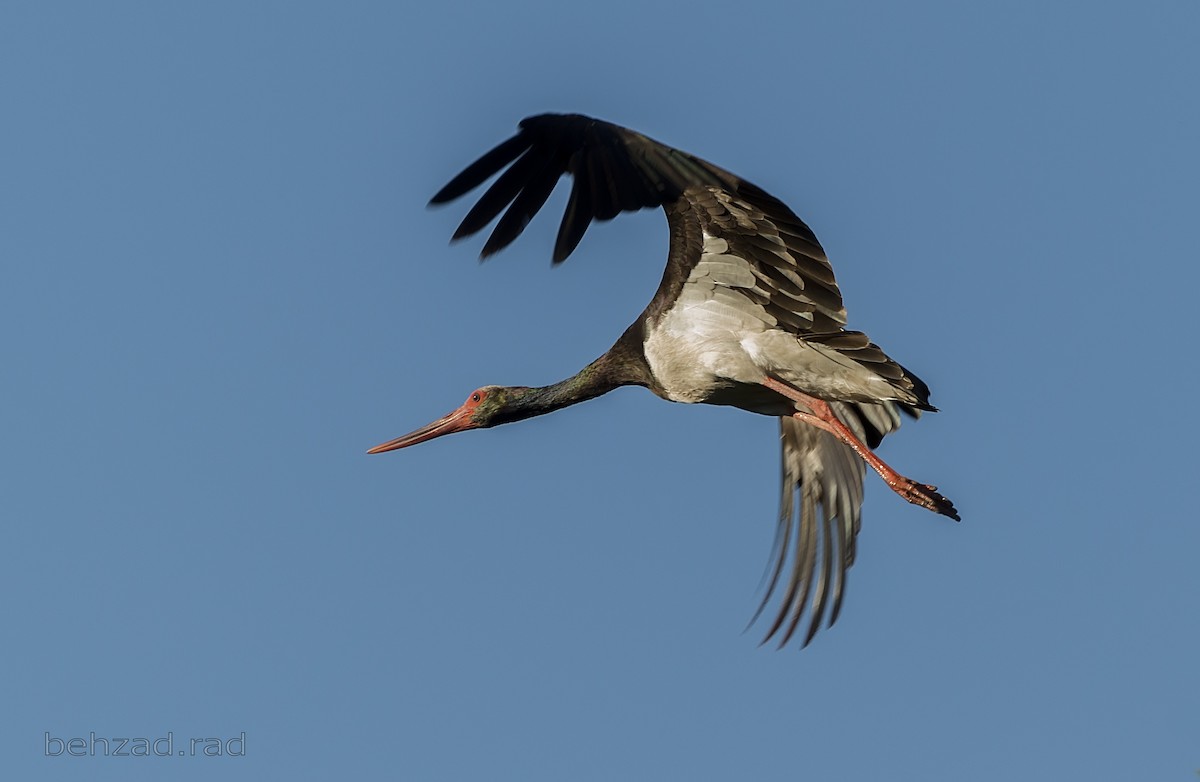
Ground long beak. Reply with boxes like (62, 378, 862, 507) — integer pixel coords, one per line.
(367, 404, 477, 454)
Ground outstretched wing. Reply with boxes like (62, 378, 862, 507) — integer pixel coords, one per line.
(752, 401, 910, 648)
(432, 113, 740, 263)
(432, 112, 854, 341)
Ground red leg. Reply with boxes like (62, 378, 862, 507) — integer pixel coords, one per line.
(762, 376, 959, 520)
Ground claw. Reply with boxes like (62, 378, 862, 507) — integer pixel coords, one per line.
(896, 479, 960, 521)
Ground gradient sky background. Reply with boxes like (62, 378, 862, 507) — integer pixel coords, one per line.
(3, 2, 1198, 780)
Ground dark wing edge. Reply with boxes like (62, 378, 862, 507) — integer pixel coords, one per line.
(430, 113, 741, 263)
(749, 401, 903, 648)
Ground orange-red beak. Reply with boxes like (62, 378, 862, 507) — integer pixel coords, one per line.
(367, 404, 478, 454)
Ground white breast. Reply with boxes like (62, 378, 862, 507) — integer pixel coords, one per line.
(642, 234, 775, 403)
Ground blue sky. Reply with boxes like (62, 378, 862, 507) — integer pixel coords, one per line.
(3, 2, 1198, 779)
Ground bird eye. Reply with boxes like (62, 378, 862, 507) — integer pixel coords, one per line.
(470, 391, 483, 404)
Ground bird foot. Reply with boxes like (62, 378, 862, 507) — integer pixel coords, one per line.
(891, 478, 960, 521)
(764, 376, 961, 522)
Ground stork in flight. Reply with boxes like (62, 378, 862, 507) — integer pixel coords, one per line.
(370, 113, 958, 647)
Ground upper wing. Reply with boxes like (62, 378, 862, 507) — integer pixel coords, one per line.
(432, 112, 850, 338)
(431, 113, 740, 263)
(753, 401, 907, 648)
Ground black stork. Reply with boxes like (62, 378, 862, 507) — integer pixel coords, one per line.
(370, 113, 959, 647)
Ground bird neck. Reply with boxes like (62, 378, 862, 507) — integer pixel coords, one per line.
(495, 344, 645, 426)
(501, 361, 619, 421)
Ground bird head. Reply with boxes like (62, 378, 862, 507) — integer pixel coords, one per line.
(367, 385, 528, 453)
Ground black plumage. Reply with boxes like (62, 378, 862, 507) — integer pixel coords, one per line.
(379, 113, 958, 648)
